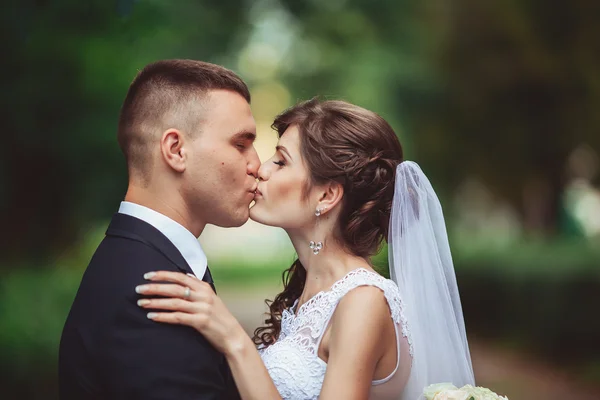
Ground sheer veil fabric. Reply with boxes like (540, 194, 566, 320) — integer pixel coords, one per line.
(388, 161, 475, 399)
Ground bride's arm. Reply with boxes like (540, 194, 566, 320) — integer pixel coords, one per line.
(136, 271, 282, 400)
(319, 286, 392, 400)
(224, 335, 282, 400)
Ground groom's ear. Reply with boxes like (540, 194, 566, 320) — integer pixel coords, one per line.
(318, 182, 344, 215)
(160, 128, 186, 173)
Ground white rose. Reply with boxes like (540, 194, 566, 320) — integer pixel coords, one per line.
(460, 384, 508, 400)
(434, 389, 473, 400)
(423, 383, 458, 400)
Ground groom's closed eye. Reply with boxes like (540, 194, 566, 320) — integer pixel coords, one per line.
(232, 131, 256, 150)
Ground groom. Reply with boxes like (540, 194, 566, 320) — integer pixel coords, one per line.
(59, 59, 259, 399)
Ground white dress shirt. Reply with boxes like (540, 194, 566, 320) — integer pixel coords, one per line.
(118, 201, 208, 278)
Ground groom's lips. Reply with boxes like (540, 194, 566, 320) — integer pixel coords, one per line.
(248, 184, 259, 199)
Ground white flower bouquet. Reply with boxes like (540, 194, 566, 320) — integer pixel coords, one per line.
(423, 383, 509, 400)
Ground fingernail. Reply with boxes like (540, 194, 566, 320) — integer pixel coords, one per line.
(135, 285, 147, 294)
(147, 312, 158, 319)
(187, 273, 197, 279)
(144, 272, 156, 279)
(137, 299, 150, 306)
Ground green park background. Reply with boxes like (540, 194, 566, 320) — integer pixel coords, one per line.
(1, 1, 600, 398)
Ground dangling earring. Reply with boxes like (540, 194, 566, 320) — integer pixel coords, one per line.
(309, 207, 326, 255)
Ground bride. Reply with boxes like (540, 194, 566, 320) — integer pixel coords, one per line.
(136, 98, 475, 399)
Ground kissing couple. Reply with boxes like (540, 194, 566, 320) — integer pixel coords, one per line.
(59, 59, 474, 400)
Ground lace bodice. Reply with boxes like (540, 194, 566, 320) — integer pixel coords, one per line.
(259, 268, 412, 400)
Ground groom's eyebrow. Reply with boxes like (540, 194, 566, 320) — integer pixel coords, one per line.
(232, 130, 256, 142)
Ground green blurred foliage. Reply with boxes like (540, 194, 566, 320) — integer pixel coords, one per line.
(2, 0, 251, 262)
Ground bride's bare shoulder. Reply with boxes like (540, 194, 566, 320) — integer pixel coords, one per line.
(330, 285, 393, 340)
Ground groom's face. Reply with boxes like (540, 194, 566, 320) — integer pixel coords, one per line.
(183, 90, 259, 227)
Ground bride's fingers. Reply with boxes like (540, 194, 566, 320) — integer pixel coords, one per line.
(143, 270, 204, 291)
(137, 297, 200, 313)
(135, 283, 194, 299)
(146, 311, 201, 327)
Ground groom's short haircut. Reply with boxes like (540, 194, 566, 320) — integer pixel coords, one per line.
(117, 59, 250, 184)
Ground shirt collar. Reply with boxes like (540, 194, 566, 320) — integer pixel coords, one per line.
(117, 201, 207, 278)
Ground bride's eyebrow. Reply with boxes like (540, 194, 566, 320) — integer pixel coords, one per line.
(276, 145, 293, 161)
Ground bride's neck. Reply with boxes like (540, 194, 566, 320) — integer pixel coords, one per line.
(287, 231, 371, 301)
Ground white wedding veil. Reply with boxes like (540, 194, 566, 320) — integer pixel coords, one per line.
(388, 161, 475, 399)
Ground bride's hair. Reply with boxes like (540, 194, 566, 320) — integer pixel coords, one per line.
(253, 98, 404, 347)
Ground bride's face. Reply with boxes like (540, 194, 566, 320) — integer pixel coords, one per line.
(250, 126, 316, 228)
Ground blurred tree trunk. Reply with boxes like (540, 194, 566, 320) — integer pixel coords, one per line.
(420, 0, 600, 235)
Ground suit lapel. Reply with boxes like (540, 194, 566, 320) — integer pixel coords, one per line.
(105, 213, 194, 275)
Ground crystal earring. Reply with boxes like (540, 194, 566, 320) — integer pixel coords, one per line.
(309, 240, 323, 255)
(309, 207, 325, 255)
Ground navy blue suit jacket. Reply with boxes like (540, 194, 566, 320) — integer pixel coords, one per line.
(59, 213, 240, 399)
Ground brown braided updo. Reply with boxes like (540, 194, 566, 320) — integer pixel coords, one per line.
(253, 98, 404, 347)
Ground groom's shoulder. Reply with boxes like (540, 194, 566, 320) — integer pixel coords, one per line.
(90, 233, 172, 273)
(77, 213, 184, 289)
(91, 213, 168, 262)
(71, 235, 176, 312)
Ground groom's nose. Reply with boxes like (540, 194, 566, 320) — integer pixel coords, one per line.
(247, 146, 260, 178)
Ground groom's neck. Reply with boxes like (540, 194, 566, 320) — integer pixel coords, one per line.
(123, 183, 206, 237)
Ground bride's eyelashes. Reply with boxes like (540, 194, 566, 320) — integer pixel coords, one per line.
(273, 160, 285, 166)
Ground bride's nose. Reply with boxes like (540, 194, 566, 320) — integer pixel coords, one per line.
(257, 162, 270, 181)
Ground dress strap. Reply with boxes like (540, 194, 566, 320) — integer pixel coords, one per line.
(316, 268, 413, 356)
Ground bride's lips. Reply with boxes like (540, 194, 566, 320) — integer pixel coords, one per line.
(254, 187, 263, 198)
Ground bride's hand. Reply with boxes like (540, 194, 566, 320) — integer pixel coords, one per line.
(135, 271, 248, 356)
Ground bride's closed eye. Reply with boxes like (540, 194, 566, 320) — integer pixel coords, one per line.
(273, 160, 285, 166)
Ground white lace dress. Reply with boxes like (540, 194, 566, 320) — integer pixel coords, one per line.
(259, 268, 413, 400)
